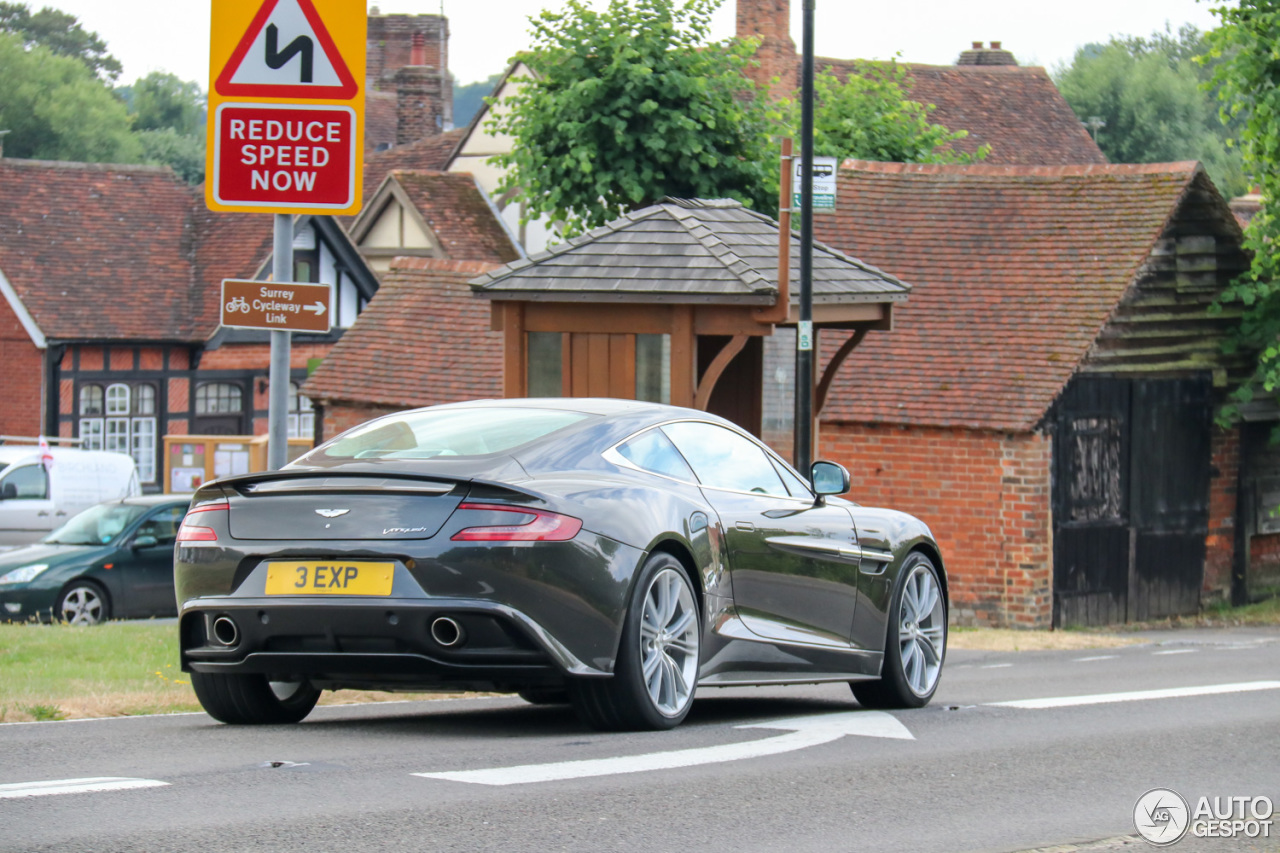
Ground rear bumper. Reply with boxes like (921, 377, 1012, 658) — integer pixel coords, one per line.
(180, 596, 610, 692)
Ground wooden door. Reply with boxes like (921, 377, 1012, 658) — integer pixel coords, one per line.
(564, 333, 636, 398)
(1052, 377, 1210, 626)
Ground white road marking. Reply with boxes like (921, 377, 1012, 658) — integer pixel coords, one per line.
(414, 711, 913, 786)
(981, 663, 1013, 669)
(1152, 649, 1198, 656)
(987, 680, 1280, 710)
(1073, 655, 1118, 662)
(0, 777, 169, 799)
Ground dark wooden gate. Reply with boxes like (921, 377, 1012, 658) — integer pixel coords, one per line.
(1052, 377, 1211, 626)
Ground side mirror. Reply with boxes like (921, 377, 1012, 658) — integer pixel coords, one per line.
(811, 460, 850, 497)
(0, 483, 15, 500)
(132, 534, 159, 549)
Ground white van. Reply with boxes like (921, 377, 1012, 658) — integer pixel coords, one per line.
(0, 443, 141, 547)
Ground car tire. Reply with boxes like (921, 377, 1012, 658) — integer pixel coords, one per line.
(517, 688, 570, 705)
(852, 552, 946, 709)
(190, 672, 321, 725)
(569, 552, 701, 731)
(55, 580, 111, 625)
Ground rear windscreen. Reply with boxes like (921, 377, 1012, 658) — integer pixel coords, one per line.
(306, 408, 592, 461)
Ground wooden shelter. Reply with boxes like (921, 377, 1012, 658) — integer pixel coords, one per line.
(469, 198, 909, 437)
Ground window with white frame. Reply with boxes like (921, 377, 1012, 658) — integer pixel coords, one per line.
(78, 382, 158, 484)
(289, 383, 315, 439)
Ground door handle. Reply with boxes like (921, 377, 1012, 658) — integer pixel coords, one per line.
(37, 511, 50, 517)
(735, 521, 756, 531)
(55, 511, 67, 517)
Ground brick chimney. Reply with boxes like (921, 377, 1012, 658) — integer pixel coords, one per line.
(957, 41, 1017, 66)
(737, 0, 796, 100)
(370, 11, 453, 145)
(395, 34, 445, 145)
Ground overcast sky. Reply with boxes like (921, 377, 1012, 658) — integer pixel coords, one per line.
(47, 0, 1223, 88)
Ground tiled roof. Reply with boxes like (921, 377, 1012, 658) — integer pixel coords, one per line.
(817, 61, 1108, 166)
(190, 208, 276, 337)
(389, 171, 521, 264)
(813, 160, 1201, 432)
(472, 198, 910, 304)
(361, 129, 465, 203)
(0, 160, 201, 342)
(0, 159, 366, 345)
(302, 258, 502, 407)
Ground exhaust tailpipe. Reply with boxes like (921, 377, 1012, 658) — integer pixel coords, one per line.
(430, 616, 465, 648)
(212, 615, 240, 646)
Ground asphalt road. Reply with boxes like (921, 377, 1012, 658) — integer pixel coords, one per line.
(1, 626, 1277, 853)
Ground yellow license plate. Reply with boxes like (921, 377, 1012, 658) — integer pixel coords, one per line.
(264, 562, 395, 596)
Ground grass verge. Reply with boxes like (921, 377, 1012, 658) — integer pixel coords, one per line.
(0, 621, 486, 723)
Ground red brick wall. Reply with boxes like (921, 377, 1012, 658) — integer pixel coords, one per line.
(139, 347, 163, 371)
(79, 346, 103, 371)
(168, 378, 189, 413)
(1205, 426, 1239, 603)
(819, 422, 1053, 628)
(321, 401, 401, 441)
(196, 342, 334, 371)
(0, 293, 44, 436)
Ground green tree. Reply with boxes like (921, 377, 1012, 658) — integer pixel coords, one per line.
(1205, 1, 1280, 420)
(488, 0, 780, 235)
(117, 72, 207, 183)
(806, 62, 988, 164)
(0, 2, 121, 80)
(1055, 26, 1247, 198)
(136, 128, 205, 184)
(0, 31, 140, 162)
(127, 72, 205, 135)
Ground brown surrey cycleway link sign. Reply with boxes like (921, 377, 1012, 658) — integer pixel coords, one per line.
(220, 278, 333, 333)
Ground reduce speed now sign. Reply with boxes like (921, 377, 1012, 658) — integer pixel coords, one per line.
(205, 0, 366, 215)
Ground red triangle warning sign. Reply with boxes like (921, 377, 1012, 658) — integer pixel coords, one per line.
(215, 0, 358, 99)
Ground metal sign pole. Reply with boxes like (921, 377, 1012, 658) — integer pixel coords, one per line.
(268, 214, 293, 470)
(793, 0, 816, 474)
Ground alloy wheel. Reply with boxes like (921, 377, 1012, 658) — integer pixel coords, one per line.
(897, 563, 945, 696)
(59, 586, 105, 625)
(638, 567, 699, 717)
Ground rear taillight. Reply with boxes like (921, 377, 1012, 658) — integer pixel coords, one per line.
(450, 503, 583, 542)
(177, 501, 229, 543)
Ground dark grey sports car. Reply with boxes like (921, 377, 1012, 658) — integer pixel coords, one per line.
(176, 399, 947, 730)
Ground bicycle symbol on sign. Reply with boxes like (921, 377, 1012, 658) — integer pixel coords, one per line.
(226, 296, 250, 314)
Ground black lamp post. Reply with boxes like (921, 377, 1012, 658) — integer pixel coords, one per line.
(793, 0, 816, 473)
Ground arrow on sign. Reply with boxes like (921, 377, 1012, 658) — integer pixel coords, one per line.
(414, 711, 913, 786)
(303, 301, 326, 316)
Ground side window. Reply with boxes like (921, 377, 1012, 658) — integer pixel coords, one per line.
(0, 465, 49, 500)
(137, 506, 186, 545)
(616, 428, 695, 481)
(661, 422, 789, 497)
(771, 457, 813, 499)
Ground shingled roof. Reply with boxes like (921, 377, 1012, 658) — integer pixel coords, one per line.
(818, 61, 1108, 166)
(303, 258, 502, 408)
(471, 198, 911, 305)
(812, 161, 1211, 432)
(0, 160, 201, 342)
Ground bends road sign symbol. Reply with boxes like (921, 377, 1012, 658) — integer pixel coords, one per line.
(216, 0, 358, 99)
(221, 279, 333, 333)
